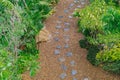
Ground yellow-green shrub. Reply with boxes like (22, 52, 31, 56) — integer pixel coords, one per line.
(74, 0, 108, 38)
(96, 43, 120, 62)
(96, 43, 120, 73)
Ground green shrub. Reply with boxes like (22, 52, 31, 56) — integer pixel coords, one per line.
(0, 0, 56, 79)
(102, 7, 120, 34)
(96, 43, 120, 63)
(87, 45, 100, 65)
(0, 49, 21, 80)
(79, 39, 89, 48)
(75, 0, 120, 74)
(74, 0, 108, 41)
(90, 0, 120, 6)
(74, 0, 108, 65)
(96, 43, 120, 73)
(79, 39, 100, 65)
(96, 33, 120, 46)
(102, 61, 120, 74)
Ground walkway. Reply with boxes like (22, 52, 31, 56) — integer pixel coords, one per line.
(33, 0, 120, 80)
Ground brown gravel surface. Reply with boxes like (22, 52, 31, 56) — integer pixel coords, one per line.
(24, 0, 120, 80)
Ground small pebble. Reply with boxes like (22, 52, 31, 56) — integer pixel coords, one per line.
(70, 60, 76, 66)
(66, 52, 72, 57)
(54, 37, 59, 41)
(69, 3, 74, 7)
(61, 64, 67, 71)
(58, 57, 65, 62)
(68, 15, 73, 19)
(83, 77, 89, 80)
(56, 45, 61, 49)
(64, 44, 69, 48)
(64, 27, 69, 32)
(64, 9, 69, 13)
(73, 77, 78, 80)
(71, 70, 77, 76)
(59, 73, 67, 79)
(58, 16, 63, 18)
(54, 49, 60, 55)
(64, 22, 70, 26)
(77, 5, 81, 8)
(56, 25, 62, 29)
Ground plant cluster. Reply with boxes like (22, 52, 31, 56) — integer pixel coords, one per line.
(74, 0, 120, 74)
(0, 0, 58, 79)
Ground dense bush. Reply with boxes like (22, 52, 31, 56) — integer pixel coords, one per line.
(75, 0, 120, 74)
(87, 45, 100, 65)
(90, 0, 120, 6)
(74, 0, 108, 40)
(0, 0, 58, 79)
(96, 43, 120, 73)
(96, 43, 120, 63)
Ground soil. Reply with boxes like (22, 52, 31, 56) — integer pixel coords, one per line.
(22, 0, 120, 80)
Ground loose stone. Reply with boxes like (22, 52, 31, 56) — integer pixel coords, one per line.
(64, 44, 69, 48)
(83, 77, 89, 80)
(59, 73, 67, 79)
(71, 70, 77, 76)
(64, 9, 69, 13)
(58, 16, 63, 18)
(64, 22, 70, 26)
(68, 15, 73, 19)
(64, 27, 69, 32)
(58, 57, 65, 62)
(77, 5, 81, 8)
(61, 64, 67, 71)
(54, 37, 59, 41)
(56, 25, 62, 29)
(70, 60, 76, 66)
(69, 3, 74, 7)
(54, 49, 60, 55)
(56, 45, 62, 49)
(66, 52, 73, 57)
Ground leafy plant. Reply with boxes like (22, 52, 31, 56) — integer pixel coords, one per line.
(102, 7, 120, 34)
(87, 45, 100, 65)
(96, 43, 120, 63)
(102, 61, 120, 74)
(96, 43, 120, 73)
(74, 0, 108, 40)
(0, 0, 57, 79)
(75, 0, 120, 73)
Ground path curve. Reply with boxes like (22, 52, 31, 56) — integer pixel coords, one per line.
(33, 0, 120, 80)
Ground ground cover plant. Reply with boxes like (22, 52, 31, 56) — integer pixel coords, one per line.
(74, 0, 120, 74)
(0, 0, 59, 79)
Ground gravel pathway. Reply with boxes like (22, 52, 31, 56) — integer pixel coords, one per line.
(31, 0, 120, 80)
